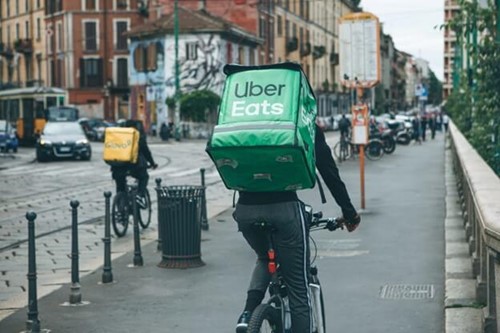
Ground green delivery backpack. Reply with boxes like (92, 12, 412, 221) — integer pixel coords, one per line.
(206, 62, 317, 192)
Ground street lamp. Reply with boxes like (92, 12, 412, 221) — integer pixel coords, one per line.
(174, 0, 181, 141)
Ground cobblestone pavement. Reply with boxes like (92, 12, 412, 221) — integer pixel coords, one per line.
(0, 139, 235, 321)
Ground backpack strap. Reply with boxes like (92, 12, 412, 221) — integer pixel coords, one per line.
(316, 173, 327, 204)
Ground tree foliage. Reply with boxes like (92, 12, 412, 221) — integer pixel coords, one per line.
(179, 90, 221, 122)
(444, 0, 500, 175)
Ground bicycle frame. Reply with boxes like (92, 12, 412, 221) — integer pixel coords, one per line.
(254, 207, 341, 333)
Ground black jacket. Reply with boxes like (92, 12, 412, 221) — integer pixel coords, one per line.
(238, 125, 357, 219)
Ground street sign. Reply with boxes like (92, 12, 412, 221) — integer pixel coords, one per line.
(339, 12, 381, 88)
(351, 104, 369, 145)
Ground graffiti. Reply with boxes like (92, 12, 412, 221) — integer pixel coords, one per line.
(165, 34, 225, 95)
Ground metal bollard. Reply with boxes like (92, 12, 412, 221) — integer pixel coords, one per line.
(26, 211, 41, 333)
(102, 192, 113, 283)
(200, 168, 209, 230)
(69, 200, 82, 304)
(132, 188, 144, 266)
(155, 178, 163, 251)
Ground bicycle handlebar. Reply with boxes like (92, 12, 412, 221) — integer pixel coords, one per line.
(309, 211, 345, 231)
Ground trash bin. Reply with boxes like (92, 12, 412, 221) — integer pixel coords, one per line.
(156, 185, 206, 268)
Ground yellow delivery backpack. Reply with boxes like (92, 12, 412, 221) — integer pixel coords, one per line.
(103, 127, 140, 166)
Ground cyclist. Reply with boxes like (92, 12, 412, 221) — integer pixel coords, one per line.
(110, 119, 158, 208)
(338, 113, 351, 139)
(234, 123, 360, 333)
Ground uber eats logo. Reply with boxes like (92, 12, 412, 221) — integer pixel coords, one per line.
(231, 81, 286, 117)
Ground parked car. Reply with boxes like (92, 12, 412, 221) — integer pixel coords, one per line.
(36, 121, 91, 162)
(0, 120, 19, 153)
(79, 118, 114, 141)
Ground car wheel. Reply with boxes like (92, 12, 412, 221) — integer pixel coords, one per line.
(36, 149, 47, 162)
(82, 149, 92, 161)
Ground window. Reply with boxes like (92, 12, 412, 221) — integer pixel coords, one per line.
(147, 43, 157, 71)
(238, 46, 244, 64)
(25, 0, 29, 12)
(80, 58, 103, 87)
(84, 21, 97, 51)
(16, 23, 20, 39)
(133, 45, 147, 72)
(115, 21, 127, 50)
(115, 0, 128, 9)
(7, 0, 10, 17)
(116, 58, 128, 87)
(186, 42, 198, 60)
(46, 0, 62, 14)
(259, 17, 266, 39)
(277, 16, 282, 37)
(16, 0, 19, 15)
(285, 20, 289, 37)
(36, 18, 41, 40)
(25, 21, 29, 38)
(56, 22, 62, 51)
(85, 0, 97, 10)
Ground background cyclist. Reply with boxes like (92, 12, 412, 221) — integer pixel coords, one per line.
(338, 113, 351, 140)
(110, 119, 158, 208)
(233, 123, 361, 333)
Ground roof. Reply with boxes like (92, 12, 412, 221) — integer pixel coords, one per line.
(126, 7, 262, 45)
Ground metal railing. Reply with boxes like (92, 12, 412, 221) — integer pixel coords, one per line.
(449, 121, 500, 333)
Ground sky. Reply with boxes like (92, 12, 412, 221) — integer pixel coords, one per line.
(360, 0, 445, 81)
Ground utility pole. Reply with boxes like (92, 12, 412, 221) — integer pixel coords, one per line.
(497, 0, 500, 43)
(174, 0, 181, 141)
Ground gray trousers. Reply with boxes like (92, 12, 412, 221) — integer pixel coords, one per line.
(233, 201, 312, 333)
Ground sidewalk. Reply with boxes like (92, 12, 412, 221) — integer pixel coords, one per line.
(0, 132, 480, 333)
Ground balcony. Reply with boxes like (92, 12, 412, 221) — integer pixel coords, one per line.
(330, 53, 339, 65)
(0, 42, 14, 58)
(14, 39, 33, 54)
(312, 46, 326, 60)
(286, 37, 298, 53)
(300, 42, 311, 57)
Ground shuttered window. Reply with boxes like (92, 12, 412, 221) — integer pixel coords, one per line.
(116, 58, 128, 87)
(84, 22, 97, 51)
(116, 21, 127, 50)
(80, 58, 103, 87)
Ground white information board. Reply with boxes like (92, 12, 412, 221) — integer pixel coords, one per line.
(339, 12, 381, 88)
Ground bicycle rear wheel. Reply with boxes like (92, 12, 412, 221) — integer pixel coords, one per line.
(364, 140, 385, 161)
(310, 275, 326, 333)
(138, 189, 152, 229)
(112, 192, 130, 237)
(247, 304, 282, 333)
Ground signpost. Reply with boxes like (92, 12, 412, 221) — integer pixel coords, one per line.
(339, 12, 381, 210)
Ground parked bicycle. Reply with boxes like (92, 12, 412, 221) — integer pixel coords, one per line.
(333, 135, 385, 161)
(111, 176, 152, 237)
(246, 206, 344, 333)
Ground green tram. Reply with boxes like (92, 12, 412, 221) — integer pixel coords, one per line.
(0, 87, 77, 145)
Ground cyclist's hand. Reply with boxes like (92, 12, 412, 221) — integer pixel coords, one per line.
(151, 163, 158, 170)
(344, 213, 361, 232)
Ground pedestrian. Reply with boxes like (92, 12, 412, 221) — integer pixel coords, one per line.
(443, 113, 450, 132)
(160, 122, 169, 141)
(233, 124, 361, 333)
(429, 113, 437, 139)
(412, 114, 422, 145)
(421, 113, 428, 142)
(151, 123, 157, 137)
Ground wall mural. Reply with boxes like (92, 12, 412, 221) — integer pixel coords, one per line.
(129, 34, 228, 130)
(164, 34, 226, 97)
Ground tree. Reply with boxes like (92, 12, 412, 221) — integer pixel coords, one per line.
(179, 90, 221, 123)
(427, 70, 443, 106)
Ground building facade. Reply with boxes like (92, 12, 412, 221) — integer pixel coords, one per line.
(45, 0, 155, 120)
(443, 0, 459, 100)
(0, 0, 47, 89)
(127, 6, 262, 131)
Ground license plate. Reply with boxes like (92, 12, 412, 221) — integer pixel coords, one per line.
(60, 147, 70, 152)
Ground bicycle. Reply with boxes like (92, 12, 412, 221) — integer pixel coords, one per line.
(111, 178, 152, 237)
(246, 206, 344, 333)
(333, 136, 384, 162)
(334, 132, 351, 162)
